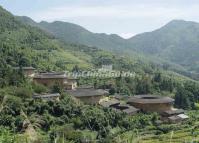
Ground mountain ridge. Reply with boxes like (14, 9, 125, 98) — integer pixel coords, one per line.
(16, 14, 199, 76)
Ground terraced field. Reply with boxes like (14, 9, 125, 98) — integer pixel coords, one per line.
(115, 111, 199, 143)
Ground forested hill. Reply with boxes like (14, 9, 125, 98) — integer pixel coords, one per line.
(17, 16, 128, 53)
(128, 20, 199, 73)
(18, 16, 199, 74)
(0, 6, 96, 71)
(0, 6, 167, 75)
(1, 5, 198, 83)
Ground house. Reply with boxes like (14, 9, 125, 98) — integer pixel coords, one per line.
(167, 114, 189, 123)
(161, 109, 189, 123)
(161, 109, 184, 117)
(66, 88, 109, 104)
(33, 93, 60, 101)
(100, 98, 139, 115)
(112, 104, 140, 115)
(127, 95, 174, 113)
(33, 72, 77, 90)
(13, 67, 35, 77)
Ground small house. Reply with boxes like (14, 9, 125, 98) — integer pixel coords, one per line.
(66, 88, 109, 104)
(127, 95, 174, 113)
(113, 104, 140, 115)
(160, 109, 189, 123)
(33, 72, 77, 90)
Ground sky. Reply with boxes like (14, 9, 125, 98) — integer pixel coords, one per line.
(1, 0, 199, 38)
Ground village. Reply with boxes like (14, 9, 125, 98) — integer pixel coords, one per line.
(16, 66, 189, 124)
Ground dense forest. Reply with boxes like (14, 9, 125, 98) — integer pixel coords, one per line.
(1, 5, 199, 143)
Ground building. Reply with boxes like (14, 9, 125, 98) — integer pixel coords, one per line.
(113, 104, 140, 115)
(127, 95, 174, 113)
(33, 93, 60, 101)
(13, 67, 35, 77)
(161, 109, 189, 123)
(33, 72, 77, 90)
(66, 88, 109, 104)
(100, 98, 139, 115)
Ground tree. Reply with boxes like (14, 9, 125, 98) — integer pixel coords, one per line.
(175, 87, 195, 110)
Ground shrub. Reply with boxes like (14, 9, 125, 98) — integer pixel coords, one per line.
(32, 82, 47, 94)
(14, 87, 32, 99)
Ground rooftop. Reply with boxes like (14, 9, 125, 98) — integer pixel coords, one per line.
(127, 95, 174, 104)
(33, 93, 60, 98)
(123, 106, 140, 114)
(34, 72, 66, 79)
(66, 88, 109, 97)
(112, 104, 139, 114)
(100, 99, 120, 107)
(13, 67, 35, 70)
(162, 109, 184, 116)
(33, 72, 77, 79)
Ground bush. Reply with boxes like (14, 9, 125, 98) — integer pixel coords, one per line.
(14, 87, 32, 99)
(32, 82, 47, 94)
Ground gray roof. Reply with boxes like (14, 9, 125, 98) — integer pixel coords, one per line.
(168, 115, 181, 121)
(127, 95, 174, 104)
(13, 67, 35, 70)
(33, 72, 77, 79)
(34, 72, 66, 79)
(33, 93, 60, 98)
(162, 109, 184, 116)
(112, 105, 139, 114)
(123, 106, 140, 114)
(113, 94, 129, 101)
(100, 99, 120, 107)
(66, 88, 108, 97)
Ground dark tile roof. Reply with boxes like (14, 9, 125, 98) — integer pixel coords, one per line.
(33, 93, 60, 98)
(33, 72, 77, 79)
(66, 88, 108, 97)
(127, 95, 174, 104)
(13, 67, 35, 70)
(112, 105, 139, 115)
(100, 99, 120, 107)
(34, 72, 66, 79)
(161, 109, 184, 116)
(123, 106, 140, 114)
(113, 94, 129, 101)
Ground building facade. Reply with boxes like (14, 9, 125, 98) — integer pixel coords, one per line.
(66, 88, 108, 104)
(33, 72, 77, 90)
(127, 95, 174, 113)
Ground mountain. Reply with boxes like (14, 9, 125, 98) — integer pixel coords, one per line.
(0, 6, 96, 71)
(0, 6, 160, 75)
(128, 20, 199, 73)
(17, 17, 128, 53)
(17, 17, 199, 75)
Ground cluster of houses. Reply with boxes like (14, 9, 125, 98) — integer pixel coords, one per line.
(16, 67, 189, 123)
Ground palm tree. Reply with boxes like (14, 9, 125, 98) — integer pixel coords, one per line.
(20, 110, 45, 142)
(0, 95, 8, 112)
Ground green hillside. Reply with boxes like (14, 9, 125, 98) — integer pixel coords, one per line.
(18, 17, 199, 76)
(1, 5, 199, 143)
(17, 17, 128, 53)
(128, 20, 199, 74)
